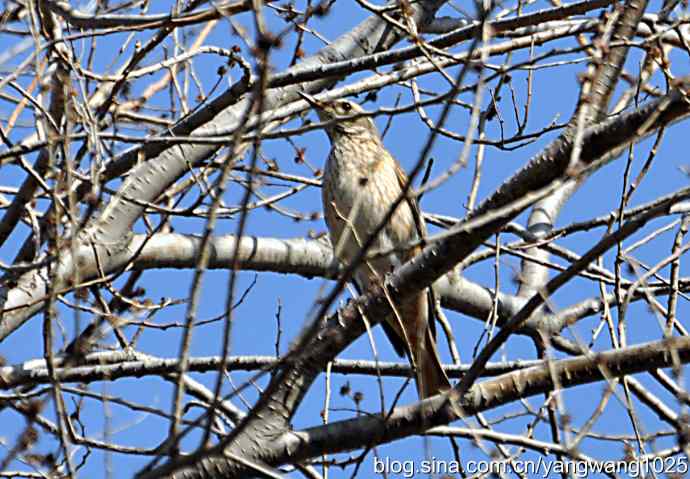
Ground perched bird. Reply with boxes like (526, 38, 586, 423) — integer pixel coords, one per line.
(300, 92, 450, 399)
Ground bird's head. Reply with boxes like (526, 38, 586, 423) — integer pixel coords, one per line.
(299, 92, 378, 140)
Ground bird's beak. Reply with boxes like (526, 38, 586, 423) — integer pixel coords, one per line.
(298, 91, 325, 110)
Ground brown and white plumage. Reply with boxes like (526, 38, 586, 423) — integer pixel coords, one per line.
(301, 92, 450, 399)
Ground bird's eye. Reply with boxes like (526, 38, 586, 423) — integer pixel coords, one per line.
(341, 102, 352, 112)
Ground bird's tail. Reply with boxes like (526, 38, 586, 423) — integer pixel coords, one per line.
(393, 289, 451, 399)
(415, 328, 451, 399)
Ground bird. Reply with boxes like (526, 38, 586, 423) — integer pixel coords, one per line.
(299, 92, 451, 399)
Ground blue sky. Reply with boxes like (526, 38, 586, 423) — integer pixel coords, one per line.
(1, 0, 690, 477)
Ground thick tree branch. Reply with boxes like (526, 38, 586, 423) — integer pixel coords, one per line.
(518, 0, 650, 299)
(44, 0, 259, 30)
(272, 335, 690, 465)
(0, 351, 543, 390)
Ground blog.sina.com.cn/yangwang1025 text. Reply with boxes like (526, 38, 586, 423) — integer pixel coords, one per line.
(373, 456, 688, 478)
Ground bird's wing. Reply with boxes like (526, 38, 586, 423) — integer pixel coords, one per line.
(394, 160, 428, 242)
(394, 159, 440, 340)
